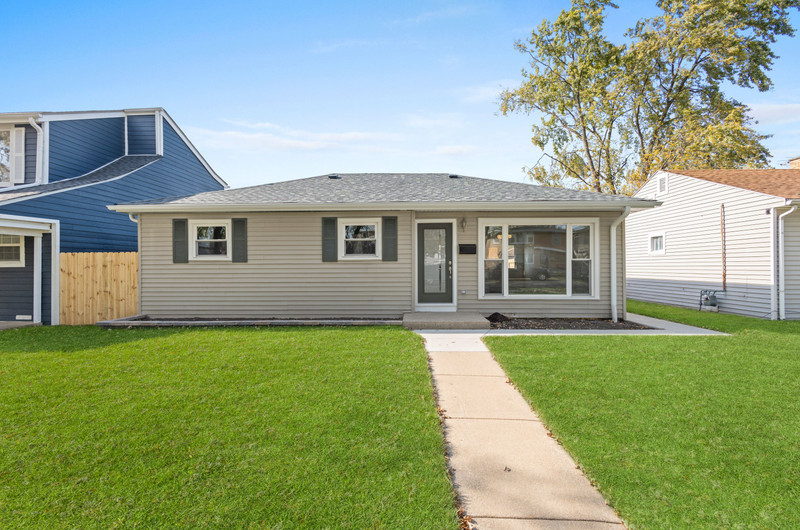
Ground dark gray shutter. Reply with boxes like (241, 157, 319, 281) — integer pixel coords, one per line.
(232, 218, 248, 263)
(172, 219, 188, 263)
(382, 216, 398, 261)
(322, 217, 338, 262)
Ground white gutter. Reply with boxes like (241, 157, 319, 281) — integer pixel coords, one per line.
(27, 118, 44, 184)
(778, 203, 798, 320)
(610, 207, 631, 322)
(108, 199, 660, 215)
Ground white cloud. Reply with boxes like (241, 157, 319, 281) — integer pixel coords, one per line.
(187, 121, 403, 154)
(186, 128, 330, 152)
(403, 112, 466, 129)
(456, 79, 517, 104)
(432, 145, 478, 156)
(749, 103, 800, 126)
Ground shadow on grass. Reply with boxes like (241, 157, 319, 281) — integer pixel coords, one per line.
(0, 326, 193, 353)
(0, 324, 409, 354)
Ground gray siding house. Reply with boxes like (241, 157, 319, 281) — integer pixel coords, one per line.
(110, 174, 655, 320)
(626, 168, 800, 319)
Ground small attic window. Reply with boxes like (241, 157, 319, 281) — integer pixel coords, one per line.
(657, 175, 668, 195)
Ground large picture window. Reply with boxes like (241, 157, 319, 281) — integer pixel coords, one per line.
(479, 219, 598, 298)
(189, 220, 231, 260)
(338, 218, 381, 259)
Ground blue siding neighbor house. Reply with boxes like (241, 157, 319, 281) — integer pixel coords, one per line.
(0, 108, 227, 324)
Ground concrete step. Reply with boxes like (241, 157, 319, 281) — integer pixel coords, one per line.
(402, 311, 490, 330)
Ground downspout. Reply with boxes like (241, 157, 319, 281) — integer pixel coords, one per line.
(770, 208, 778, 320)
(27, 118, 44, 184)
(128, 214, 139, 224)
(778, 203, 798, 320)
(610, 207, 631, 323)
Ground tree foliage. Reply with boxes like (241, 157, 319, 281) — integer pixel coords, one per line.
(501, 0, 799, 194)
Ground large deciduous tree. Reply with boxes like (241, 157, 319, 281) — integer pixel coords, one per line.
(501, 0, 799, 195)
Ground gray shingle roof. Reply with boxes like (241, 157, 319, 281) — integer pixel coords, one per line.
(0, 155, 161, 204)
(115, 173, 651, 208)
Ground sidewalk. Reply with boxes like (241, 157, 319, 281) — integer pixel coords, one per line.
(420, 331, 625, 529)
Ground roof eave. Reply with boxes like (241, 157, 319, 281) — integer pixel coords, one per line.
(108, 199, 659, 214)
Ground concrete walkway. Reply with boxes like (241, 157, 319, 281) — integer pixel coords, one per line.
(421, 332, 625, 529)
(419, 314, 724, 528)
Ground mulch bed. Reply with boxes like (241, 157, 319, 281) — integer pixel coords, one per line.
(487, 313, 652, 330)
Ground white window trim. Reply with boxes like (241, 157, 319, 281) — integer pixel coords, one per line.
(0, 126, 25, 188)
(338, 218, 382, 260)
(477, 217, 600, 300)
(0, 234, 25, 267)
(189, 219, 232, 261)
(648, 232, 666, 256)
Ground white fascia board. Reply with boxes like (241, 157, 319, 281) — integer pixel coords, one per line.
(39, 111, 126, 122)
(0, 112, 41, 124)
(0, 158, 160, 207)
(0, 213, 60, 231)
(107, 199, 658, 214)
(159, 110, 228, 188)
(123, 107, 164, 115)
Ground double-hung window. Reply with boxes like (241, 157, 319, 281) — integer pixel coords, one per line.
(338, 218, 381, 259)
(189, 220, 231, 260)
(479, 219, 598, 298)
(0, 127, 25, 187)
(649, 233, 665, 255)
(0, 234, 25, 267)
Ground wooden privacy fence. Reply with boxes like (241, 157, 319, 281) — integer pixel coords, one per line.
(60, 252, 138, 325)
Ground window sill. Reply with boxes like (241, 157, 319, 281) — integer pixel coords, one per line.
(338, 255, 382, 261)
(479, 294, 600, 301)
(189, 256, 232, 262)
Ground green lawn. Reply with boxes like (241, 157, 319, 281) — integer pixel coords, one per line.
(0, 326, 459, 528)
(485, 300, 800, 529)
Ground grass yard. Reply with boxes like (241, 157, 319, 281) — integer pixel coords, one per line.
(0, 326, 459, 528)
(485, 300, 800, 529)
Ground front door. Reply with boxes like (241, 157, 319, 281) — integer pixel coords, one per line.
(417, 223, 453, 304)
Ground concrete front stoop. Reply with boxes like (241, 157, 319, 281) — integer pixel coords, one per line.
(403, 311, 490, 330)
(419, 331, 625, 529)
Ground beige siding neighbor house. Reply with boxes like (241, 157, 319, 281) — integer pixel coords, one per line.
(109, 173, 656, 320)
(626, 168, 800, 319)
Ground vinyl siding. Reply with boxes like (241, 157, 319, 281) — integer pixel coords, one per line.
(0, 236, 33, 320)
(41, 233, 52, 325)
(140, 211, 415, 318)
(626, 172, 783, 318)
(127, 114, 157, 155)
(23, 124, 37, 184)
(1, 118, 223, 252)
(48, 118, 125, 182)
(782, 212, 800, 319)
(139, 209, 625, 319)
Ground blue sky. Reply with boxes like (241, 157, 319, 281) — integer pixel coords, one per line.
(5, 1, 800, 188)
